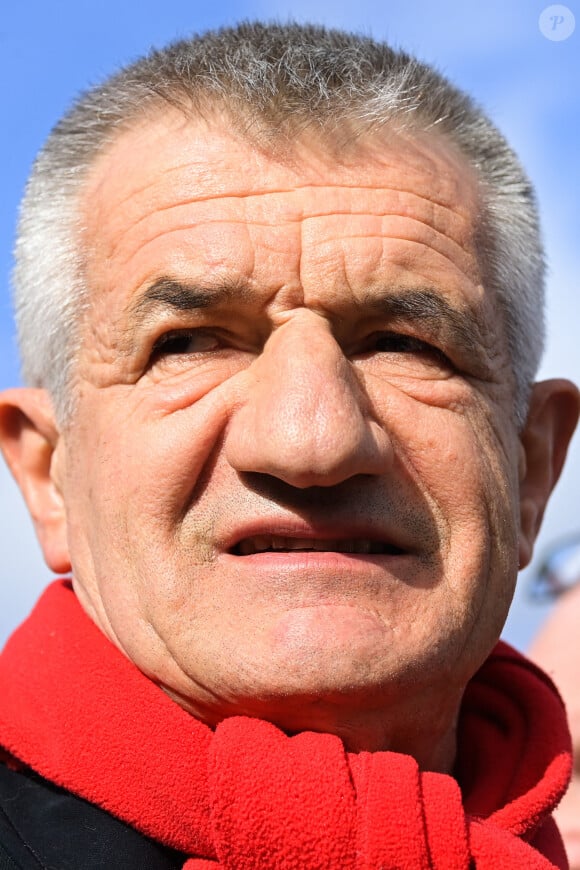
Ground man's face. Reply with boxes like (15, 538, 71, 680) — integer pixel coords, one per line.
(55, 113, 523, 752)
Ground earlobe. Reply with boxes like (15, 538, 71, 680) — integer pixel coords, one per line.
(0, 388, 71, 575)
(518, 379, 580, 568)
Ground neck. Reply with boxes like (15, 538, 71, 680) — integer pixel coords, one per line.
(165, 684, 463, 774)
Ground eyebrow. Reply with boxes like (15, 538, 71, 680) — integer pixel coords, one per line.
(130, 277, 251, 321)
(368, 288, 482, 356)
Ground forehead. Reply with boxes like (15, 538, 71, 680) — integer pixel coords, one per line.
(80, 110, 486, 314)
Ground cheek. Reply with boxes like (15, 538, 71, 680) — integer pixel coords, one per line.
(72, 394, 242, 615)
(79, 388, 225, 509)
(383, 395, 520, 571)
(391, 404, 519, 666)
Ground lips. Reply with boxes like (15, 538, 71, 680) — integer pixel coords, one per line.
(230, 535, 406, 556)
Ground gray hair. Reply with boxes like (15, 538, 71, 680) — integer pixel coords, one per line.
(13, 21, 544, 425)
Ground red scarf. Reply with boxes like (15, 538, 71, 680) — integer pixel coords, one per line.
(0, 580, 571, 868)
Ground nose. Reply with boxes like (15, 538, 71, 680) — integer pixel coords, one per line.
(224, 314, 393, 488)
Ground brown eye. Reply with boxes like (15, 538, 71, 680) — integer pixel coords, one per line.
(152, 330, 220, 358)
(374, 333, 422, 352)
(372, 332, 451, 366)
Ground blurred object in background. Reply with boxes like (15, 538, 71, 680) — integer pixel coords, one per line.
(529, 535, 580, 601)
(530, 538, 580, 870)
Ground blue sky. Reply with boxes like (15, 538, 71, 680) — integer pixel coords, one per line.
(0, 0, 578, 647)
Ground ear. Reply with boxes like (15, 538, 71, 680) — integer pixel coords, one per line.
(0, 388, 71, 575)
(519, 379, 580, 568)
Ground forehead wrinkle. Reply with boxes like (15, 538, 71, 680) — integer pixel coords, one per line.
(108, 192, 475, 276)
(303, 232, 481, 303)
(300, 219, 477, 279)
(102, 165, 179, 214)
(390, 235, 480, 284)
(135, 182, 473, 220)
(100, 187, 302, 265)
(111, 216, 286, 270)
(94, 169, 471, 223)
(299, 204, 471, 238)
(93, 171, 475, 263)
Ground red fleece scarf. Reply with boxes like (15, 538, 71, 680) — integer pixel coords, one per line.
(0, 581, 571, 868)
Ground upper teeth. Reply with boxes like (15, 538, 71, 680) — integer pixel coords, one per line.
(237, 536, 387, 555)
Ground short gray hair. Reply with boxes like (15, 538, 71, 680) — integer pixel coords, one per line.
(13, 21, 544, 425)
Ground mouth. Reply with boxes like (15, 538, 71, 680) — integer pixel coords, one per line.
(230, 536, 406, 556)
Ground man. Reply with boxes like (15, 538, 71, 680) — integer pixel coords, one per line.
(0, 22, 577, 869)
(531, 561, 580, 869)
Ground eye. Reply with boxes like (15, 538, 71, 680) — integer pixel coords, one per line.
(365, 331, 453, 370)
(151, 329, 220, 359)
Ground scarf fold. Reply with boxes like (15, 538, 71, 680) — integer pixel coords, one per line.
(0, 580, 571, 869)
